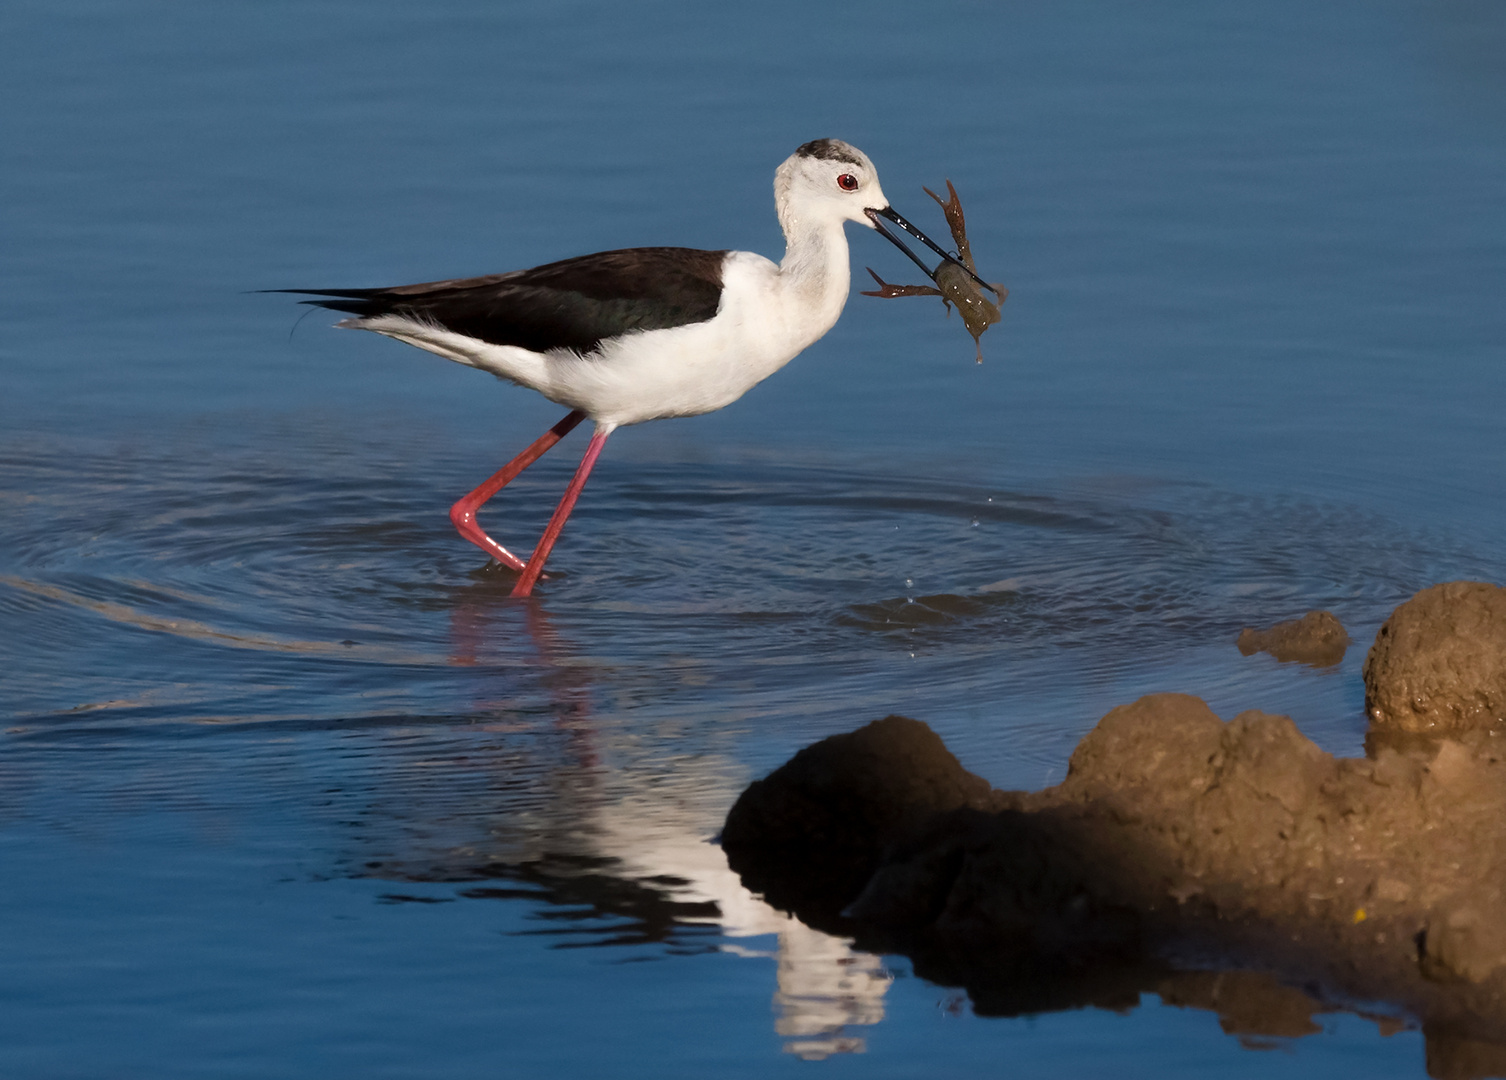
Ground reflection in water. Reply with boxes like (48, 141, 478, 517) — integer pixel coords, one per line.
(440, 585, 888, 1058)
(770, 920, 890, 1059)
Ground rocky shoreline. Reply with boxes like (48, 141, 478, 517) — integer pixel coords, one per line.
(724, 582, 1506, 1078)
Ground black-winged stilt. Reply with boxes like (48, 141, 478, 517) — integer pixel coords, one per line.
(279, 139, 974, 597)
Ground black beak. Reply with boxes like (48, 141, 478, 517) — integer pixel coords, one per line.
(864, 205, 993, 292)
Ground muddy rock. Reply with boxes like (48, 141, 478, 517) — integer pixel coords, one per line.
(1237, 610, 1350, 667)
(1365, 582, 1506, 734)
(1060, 693, 1224, 815)
(1422, 905, 1506, 985)
(726, 697, 1506, 1066)
(721, 714, 993, 920)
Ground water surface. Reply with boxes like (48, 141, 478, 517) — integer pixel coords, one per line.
(3, 1, 1505, 1076)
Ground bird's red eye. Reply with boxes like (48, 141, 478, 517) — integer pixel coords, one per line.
(837, 173, 859, 192)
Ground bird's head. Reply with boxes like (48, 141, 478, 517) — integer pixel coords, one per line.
(777, 138, 984, 289)
(775, 139, 890, 232)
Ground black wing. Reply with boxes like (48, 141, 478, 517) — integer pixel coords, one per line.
(277, 247, 730, 355)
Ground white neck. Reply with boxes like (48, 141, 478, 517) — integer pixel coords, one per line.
(773, 212, 852, 346)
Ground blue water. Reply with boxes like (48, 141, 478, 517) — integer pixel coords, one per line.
(3, 1, 1505, 1076)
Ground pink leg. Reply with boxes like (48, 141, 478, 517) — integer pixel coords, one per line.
(510, 427, 611, 598)
(449, 410, 587, 571)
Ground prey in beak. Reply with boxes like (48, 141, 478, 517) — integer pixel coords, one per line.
(863, 183, 1008, 363)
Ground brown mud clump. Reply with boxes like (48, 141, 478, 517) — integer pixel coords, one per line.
(1365, 582, 1506, 734)
(1237, 610, 1349, 667)
(725, 693, 1506, 1072)
(722, 716, 993, 922)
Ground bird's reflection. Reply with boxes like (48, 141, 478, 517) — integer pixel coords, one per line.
(433, 566, 889, 1057)
(448, 571, 597, 766)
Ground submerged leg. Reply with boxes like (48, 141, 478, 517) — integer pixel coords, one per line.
(510, 427, 612, 598)
(449, 409, 587, 571)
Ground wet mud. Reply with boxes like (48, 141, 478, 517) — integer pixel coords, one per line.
(725, 582, 1506, 1077)
(1366, 582, 1506, 735)
(1237, 609, 1350, 667)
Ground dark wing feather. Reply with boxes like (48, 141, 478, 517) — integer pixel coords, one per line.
(278, 247, 729, 355)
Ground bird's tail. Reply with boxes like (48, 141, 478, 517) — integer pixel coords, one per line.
(259, 288, 392, 317)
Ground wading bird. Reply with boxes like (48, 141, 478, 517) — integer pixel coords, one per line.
(279, 139, 982, 597)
